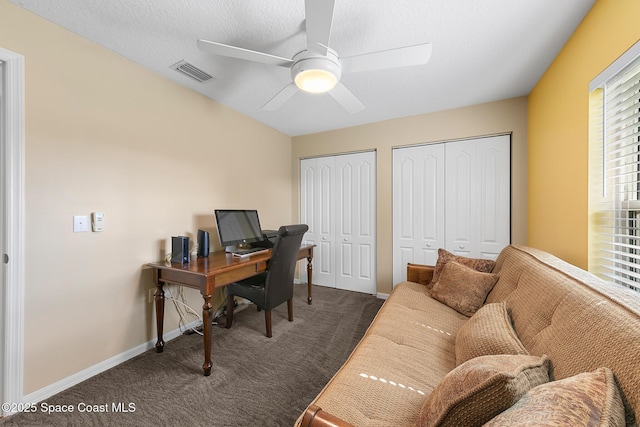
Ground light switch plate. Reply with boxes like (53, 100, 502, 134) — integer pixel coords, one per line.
(73, 215, 90, 232)
(92, 211, 104, 232)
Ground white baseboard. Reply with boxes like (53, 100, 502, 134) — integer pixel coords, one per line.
(23, 320, 201, 405)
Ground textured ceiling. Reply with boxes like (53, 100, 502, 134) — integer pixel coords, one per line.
(10, 0, 594, 136)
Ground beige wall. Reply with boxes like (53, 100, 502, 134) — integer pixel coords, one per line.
(528, 0, 640, 269)
(1, 1, 292, 394)
(292, 97, 528, 294)
(2, 0, 529, 398)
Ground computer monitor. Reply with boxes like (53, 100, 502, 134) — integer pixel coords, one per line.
(214, 209, 264, 251)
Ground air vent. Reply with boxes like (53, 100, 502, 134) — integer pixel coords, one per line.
(170, 60, 214, 83)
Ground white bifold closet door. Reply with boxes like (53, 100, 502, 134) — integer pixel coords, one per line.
(392, 135, 511, 284)
(392, 143, 446, 284)
(300, 151, 376, 294)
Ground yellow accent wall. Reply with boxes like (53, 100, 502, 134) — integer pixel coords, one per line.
(528, 0, 640, 268)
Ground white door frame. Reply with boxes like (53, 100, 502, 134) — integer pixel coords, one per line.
(1, 47, 26, 413)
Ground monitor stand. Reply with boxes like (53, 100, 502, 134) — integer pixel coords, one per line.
(225, 243, 252, 253)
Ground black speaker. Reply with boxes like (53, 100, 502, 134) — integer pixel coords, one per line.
(171, 236, 190, 263)
(197, 229, 210, 258)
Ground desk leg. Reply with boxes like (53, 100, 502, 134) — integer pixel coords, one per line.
(307, 255, 313, 305)
(154, 284, 165, 353)
(202, 294, 213, 376)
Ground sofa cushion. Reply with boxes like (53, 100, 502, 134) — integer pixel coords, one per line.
(455, 302, 528, 366)
(417, 354, 550, 427)
(430, 261, 499, 316)
(485, 245, 640, 422)
(429, 248, 496, 290)
(296, 281, 468, 427)
(483, 367, 626, 427)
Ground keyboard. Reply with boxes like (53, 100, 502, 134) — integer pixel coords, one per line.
(231, 247, 268, 258)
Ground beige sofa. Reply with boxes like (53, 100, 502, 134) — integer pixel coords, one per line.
(297, 245, 640, 426)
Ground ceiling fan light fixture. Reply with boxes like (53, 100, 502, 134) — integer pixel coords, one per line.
(291, 54, 341, 94)
(295, 69, 337, 93)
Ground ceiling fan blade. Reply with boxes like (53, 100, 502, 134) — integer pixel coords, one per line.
(341, 43, 432, 74)
(197, 39, 293, 68)
(305, 0, 335, 55)
(262, 83, 299, 111)
(329, 82, 365, 114)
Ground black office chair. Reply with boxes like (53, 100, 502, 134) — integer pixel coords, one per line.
(225, 224, 309, 338)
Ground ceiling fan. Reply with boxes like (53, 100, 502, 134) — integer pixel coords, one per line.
(197, 0, 432, 114)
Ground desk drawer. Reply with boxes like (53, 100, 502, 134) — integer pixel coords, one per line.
(214, 261, 268, 288)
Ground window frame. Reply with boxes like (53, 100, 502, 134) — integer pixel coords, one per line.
(589, 40, 640, 292)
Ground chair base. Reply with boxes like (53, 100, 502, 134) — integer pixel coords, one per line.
(225, 294, 293, 338)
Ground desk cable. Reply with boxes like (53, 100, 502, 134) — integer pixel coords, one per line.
(164, 285, 228, 336)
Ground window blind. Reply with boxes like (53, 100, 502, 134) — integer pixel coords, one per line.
(595, 53, 640, 291)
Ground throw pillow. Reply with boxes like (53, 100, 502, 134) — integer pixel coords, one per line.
(429, 248, 496, 290)
(484, 367, 626, 427)
(455, 301, 528, 366)
(417, 354, 550, 427)
(430, 261, 498, 316)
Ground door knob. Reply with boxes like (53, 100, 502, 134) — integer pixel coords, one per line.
(459, 245, 465, 249)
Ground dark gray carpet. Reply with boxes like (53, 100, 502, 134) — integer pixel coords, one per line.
(1, 285, 383, 427)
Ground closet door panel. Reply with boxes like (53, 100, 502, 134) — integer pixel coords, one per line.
(359, 244, 373, 281)
(394, 245, 415, 285)
(340, 241, 353, 276)
(393, 149, 418, 283)
(445, 141, 475, 257)
(302, 152, 376, 293)
(336, 152, 376, 293)
(337, 159, 354, 284)
(356, 155, 375, 288)
(392, 144, 444, 284)
(300, 157, 336, 287)
(421, 152, 445, 262)
(476, 135, 511, 259)
(397, 156, 416, 240)
(316, 156, 336, 286)
(318, 158, 335, 240)
(393, 135, 510, 286)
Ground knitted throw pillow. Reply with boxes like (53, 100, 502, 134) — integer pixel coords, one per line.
(429, 248, 496, 290)
(484, 367, 626, 427)
(430, 261, 498, 316)
(417, 354, 550, 427)
(455, 302, 529, 366)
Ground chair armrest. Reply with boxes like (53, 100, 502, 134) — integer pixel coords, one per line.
(300, 405, 355, 427)
(407, 263, 435, 286)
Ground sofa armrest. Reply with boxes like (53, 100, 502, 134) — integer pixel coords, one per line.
(407, 263, 435, 286)
(300, 405, 355, 427)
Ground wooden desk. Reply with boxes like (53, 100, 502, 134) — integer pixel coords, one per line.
(146, 244, 315, 376)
